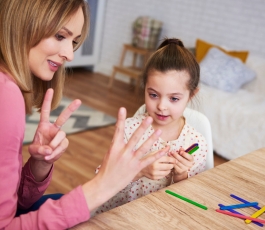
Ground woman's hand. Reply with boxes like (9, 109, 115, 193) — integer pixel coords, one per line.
(170, 147, 194, 182)
(133, 155, 174, 181)
(82, 107, 169, 211)
(28, 89, 81, 181)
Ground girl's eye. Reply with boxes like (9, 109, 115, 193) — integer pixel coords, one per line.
(55, 33, 65, 41)
(170, 97, 179, 102)
(149, 93, 158, 98)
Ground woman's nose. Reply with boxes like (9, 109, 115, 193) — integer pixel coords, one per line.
(59, 42, 74, 62)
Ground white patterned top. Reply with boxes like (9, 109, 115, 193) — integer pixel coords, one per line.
(91, 113, 207, 216)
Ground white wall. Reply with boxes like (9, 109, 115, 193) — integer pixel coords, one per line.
(94, 0, 265, 81)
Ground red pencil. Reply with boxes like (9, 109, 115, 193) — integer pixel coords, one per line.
(216, 209, 265, 224)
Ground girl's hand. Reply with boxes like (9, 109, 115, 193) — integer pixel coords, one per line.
(170, 147, 194, 182)
(28, 88, 81, 164)
(82, 107, 168, 210)
(133, 154, 173, 181)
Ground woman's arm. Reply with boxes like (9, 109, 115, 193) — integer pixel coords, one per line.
(82, 108, 168, 211)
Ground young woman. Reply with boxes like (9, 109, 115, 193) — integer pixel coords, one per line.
(93, 38, 208, 216)
(0, 0, 168, 229)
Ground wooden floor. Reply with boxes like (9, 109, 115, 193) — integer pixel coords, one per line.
(22, 68, 228, 194)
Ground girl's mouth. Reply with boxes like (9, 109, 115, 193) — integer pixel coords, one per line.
(156, 113, 169, 121)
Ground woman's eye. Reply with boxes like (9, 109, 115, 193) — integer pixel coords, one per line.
(55, 33, 65, 41)
(73, 40, 78, 47)
(171, 97, 179, 102)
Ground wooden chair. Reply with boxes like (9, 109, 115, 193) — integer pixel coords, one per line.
(108, 44, 152, 93)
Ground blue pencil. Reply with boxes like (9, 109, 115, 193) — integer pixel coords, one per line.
(220, 202, 259, 210)
(218, 204, 263, 227)
(230, 194, 261, 210)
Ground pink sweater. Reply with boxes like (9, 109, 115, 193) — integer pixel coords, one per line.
(0, 72, 90, 229)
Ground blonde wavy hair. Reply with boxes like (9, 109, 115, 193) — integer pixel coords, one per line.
(0, 0, 89, 113)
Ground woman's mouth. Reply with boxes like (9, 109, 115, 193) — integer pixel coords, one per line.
(48, 60, 61, 72)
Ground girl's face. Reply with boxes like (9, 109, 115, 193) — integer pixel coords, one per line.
(29, 7, 84, 81)
(145, 70, 191, 129)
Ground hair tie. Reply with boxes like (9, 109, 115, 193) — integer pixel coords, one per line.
(167, 38, 184, 47)
(157, 38, 184, 50)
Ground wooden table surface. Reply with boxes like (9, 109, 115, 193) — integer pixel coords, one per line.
(71, 148, 265, 230)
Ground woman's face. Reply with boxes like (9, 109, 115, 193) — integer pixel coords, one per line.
(29, 7, 84, 81)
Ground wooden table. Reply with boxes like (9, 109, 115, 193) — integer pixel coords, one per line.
(72, 148, 265, 229)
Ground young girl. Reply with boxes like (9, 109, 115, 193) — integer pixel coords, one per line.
(0, 0, 167, 228)
(93, 38, 208, 216)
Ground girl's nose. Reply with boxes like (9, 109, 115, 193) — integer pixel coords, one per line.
(59, 42, 74, 62)
(157, 99, 167, 111)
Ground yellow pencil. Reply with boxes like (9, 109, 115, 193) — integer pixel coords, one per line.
(245, 206, 265, 224)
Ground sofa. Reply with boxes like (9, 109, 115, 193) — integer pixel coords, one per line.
(191, 39, 265, 160)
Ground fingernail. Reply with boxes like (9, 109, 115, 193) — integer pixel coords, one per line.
(120, 107, 125, 114)
(45, 155, 52, 160)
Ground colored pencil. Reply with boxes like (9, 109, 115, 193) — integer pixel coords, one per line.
(230, 194, 261, 210)
(220, 202, 259, 210)
(188, 146, 199, 155)
(185, 143, 198, 153)
(245, 206, 265, 224)
(165, 190, 207, 210)
(216, 209, 265, 224)
(218, 204, 263, 227)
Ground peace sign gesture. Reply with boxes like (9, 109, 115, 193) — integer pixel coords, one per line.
(28, 88, 81, 164)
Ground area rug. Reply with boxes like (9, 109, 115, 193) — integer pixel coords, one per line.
(24, 97, 116, 145)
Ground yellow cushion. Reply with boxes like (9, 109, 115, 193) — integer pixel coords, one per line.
(195, 39, 249, 63)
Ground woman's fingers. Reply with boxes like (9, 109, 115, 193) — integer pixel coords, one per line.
(54, 99, 81, 128)
(48, 130, 66, 149)
(45, 138, 69, 161)
(28, 144, 53, 157)
(44, 131, 68, 160)
(40, 88, 81, 129)
(29, 131, 69, 161)
(133, 129, 163, 160)
(111, 107, 127, 147)
(40, 88, 53, 123)
(125, 116, 153, 153)
(140, 146, 169, 170)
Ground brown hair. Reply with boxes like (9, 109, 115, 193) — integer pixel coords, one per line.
(0, 0, 89, 113)
(142, 38, 200, 98)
